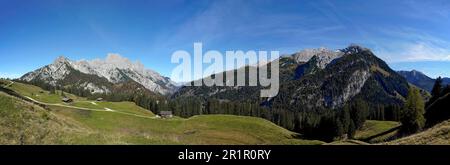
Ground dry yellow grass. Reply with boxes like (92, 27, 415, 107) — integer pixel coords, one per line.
(384, 120, 450, 145)
(0, 92, 93, 144)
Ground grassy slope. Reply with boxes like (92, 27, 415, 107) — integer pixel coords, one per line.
(1, 81, 323, 145)
(385, 120, 450, 145)
(8, 81, 155, 117)
(72, 101, 155, 117)
(328, 120, 400, 145)
(0, 92, 92, 144)
(52, 105, 323, 144)
(333, 119, 450, 145)
(8, 81, 85, 103)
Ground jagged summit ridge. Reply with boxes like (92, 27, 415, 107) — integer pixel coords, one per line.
(174, 44, 409, 111)
(292, 44, 370, 69)
(340, 44, 370, 55)
(293, 47, 343, 63)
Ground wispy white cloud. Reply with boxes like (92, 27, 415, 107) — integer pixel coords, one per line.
(402, 42, 450, 61)
(303, 0, 450, 63)
(370, 27, 450, 62)
(151, 0, 450, 65)
(152, 0, 345, 51)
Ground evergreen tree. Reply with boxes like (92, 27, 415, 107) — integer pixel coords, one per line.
(350, 99, 369, 129)
(339, 104, 351, 136)
(427, 77, 443, 107)
(442, 85, 450, 96)
(385, 104, 401, 121)
(424, 84, 450, 127)
(400, 87, 425, 134)
(431, 77, 443, 97)
(348, 121, 356, 138)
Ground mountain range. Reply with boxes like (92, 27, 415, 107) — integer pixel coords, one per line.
(174, 45, 410, 111)
(273, 45, 409, 110)
(20, 54, 177, 96)
(19, 45, 448, 112)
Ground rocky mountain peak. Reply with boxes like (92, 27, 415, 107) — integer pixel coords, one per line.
(20, 54, 177, 95)
(292, 47, 344, 79)
(293, 47, 339, 63)
(340, 44, 370, 55)
(53, 56, 70, 65)
(175, 45, 410, 112)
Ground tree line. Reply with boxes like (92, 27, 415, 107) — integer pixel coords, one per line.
(424, 77, 450, 127)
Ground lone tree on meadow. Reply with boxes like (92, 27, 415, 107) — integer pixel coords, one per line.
(400, 87, 425, 134)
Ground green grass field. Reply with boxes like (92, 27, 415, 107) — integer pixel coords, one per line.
(51, 105, 323, 144)
(72, 101, 155, 117)
(354, 120, 400, 142)
(1, 81, 324, 145)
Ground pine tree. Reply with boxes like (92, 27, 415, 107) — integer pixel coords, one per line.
(431, 77, 443, 97)
(348, 121, 356, 138)
(427, 77, 443, 108)
(424, 84, 450, 127)
(339, 104, 351, 135)
(400, 87, 425, 134)
(350, 99, 368, 129)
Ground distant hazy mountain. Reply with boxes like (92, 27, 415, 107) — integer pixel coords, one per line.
(174, 45, 410, 111)
(397, 70, 450, 92)
(443, 78, 450, 85)
(397, 70, 435, 92)
(20, 54, 177, 95)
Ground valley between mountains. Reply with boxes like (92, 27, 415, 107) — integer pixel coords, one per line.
(1, 45, 450, 144)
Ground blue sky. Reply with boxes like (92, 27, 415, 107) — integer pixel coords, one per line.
(1, 0, 450, 80)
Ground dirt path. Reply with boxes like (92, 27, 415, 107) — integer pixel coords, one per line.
(4, 80, 159, 120)
(5, 81, 14, 87)
(1, 80, 14, 88)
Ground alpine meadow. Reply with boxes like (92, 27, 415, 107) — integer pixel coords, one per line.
(1, 0, 450, 147)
